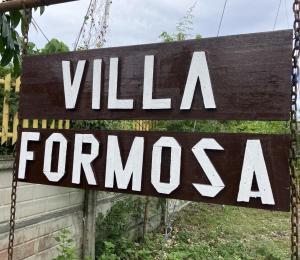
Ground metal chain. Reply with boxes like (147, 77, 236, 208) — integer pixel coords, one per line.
(291, 1, 300, 259)
(7, 5, 31, 259)
(7, 143, 18, 260)
(22, 5, 31, 55)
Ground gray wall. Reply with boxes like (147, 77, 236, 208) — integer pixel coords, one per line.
(0, 158, 188, 259)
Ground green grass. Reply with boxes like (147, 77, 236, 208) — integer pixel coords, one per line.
(102, 203, 290, 260)
(160, 203, 290, 260)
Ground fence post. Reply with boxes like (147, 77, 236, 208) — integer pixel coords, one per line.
(82, 190, 97, 259)
(1, 74, 11, 144)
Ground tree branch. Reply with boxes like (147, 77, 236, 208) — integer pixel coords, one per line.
(0, 0, 78, 12)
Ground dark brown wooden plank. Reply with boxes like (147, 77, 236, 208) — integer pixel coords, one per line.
(19, 30, 292, 121)
(16, 128, 290, 211)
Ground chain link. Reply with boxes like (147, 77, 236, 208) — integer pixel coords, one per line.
(7, 4, 31, 259)
(291, 1, 300, 259)
(7, 146, 18, 260)
(22, 4, 31, 55)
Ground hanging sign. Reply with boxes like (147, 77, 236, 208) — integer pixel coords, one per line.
(16, 30, 293, 212)
(16, 128, 290, 211)
(19, 30, 292, 121)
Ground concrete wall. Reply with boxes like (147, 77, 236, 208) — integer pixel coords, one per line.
(0, 157, 84, 260)
(0, 158, 188, 259)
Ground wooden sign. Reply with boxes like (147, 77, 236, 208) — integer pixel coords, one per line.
(16, 129, 290, 211)
(19, 30, 292, 121)
(16, 30, 292, 212)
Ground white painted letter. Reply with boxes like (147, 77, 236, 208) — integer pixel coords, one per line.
(92, 59, 102, 110)
(143, 55, 171, 109)
(105, 135, 144, 191)
(18, 132, 40, 179)
(192, 138, 225, 197)
(43, 133, 67, 182)
(237, 140, 275, 205)
(108, 57, 133, 109)
(72, 134, 99, 185)
(180, 51, 216, 110)
(62, 60, 86, 109)
(151, 137, 181, 194)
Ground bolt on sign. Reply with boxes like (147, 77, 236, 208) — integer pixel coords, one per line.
(16, 30, 292, 211)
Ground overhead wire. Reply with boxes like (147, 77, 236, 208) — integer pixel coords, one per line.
(217, 0, 228, 36)
(273, 0, 282, 31)
(195, 0, 229, 131)
(32, 17, 50, 43)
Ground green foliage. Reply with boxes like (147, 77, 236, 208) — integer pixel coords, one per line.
(95, 197, 144, 258)
(12, 39, 70, 56)
(53, 229, 78, 260)
(73, 120, 132, 131)
(155, 120, 288, 134)
(159, 3, 199, 42)
(26, 42, 41, 55)
(0, 84, 19, 152)
(98, 241, 119, 260)
(4, 89, 19, 115)
(0, 37, 70, 156)
(0, 65, 12, 78)
(40, 39, 70, 55)
(0, 7, 45, 77)
(95, 203, 290, 259)
(0, 12, 22, 77)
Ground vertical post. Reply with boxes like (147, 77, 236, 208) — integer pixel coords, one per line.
(32, 119, 38, 128)
(22, 119, 29, 128)
(50, 120, 55, 129)
(12, 77, 21, 144)
(82, 190, 96, 259)
(139, 120, 151, 239)
(2, 74, 11, 144)
(58, 120, 63, 129)
(42, 119, 47, 129)
(65, 120, 70, 129)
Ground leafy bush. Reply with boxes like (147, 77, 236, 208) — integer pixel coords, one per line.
(95, 197, 144, 257)
(53, 229, 78, 260)
(40, 39, 69, 55)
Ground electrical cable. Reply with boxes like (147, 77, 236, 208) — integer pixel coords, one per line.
(217, 0, 228, 36)
(32, 17, 50, 43)
(273, 0, 282, 31)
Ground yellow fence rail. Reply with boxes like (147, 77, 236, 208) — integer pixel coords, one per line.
(0, 74, 70, 145)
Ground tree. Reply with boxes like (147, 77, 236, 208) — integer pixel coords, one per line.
(159, 3, 200, 42)
(40, 39, 70, 54)
(0, 38, 70, 77)
(0, 7, 45, 76)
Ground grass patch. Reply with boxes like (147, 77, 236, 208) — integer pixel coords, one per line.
(97, 203, 290, 259)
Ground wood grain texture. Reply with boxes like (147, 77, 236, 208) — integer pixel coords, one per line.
(19, 30, 292, 121)
(16, 128, 290, 211)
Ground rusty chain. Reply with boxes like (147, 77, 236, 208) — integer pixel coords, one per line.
(291, 1, 300, 259)
(7, 147, 18, 260)
(7, 4, 31, 259)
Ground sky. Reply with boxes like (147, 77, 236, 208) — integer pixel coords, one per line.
(29, 0, 294, 49)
